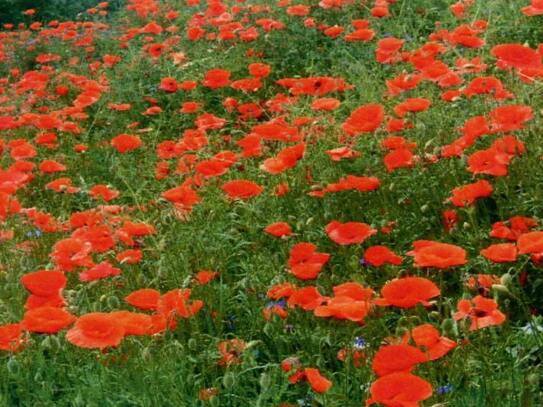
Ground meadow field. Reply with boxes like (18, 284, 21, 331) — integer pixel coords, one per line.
(0, 0, 542, 405)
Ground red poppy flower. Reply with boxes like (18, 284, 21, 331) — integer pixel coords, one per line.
(480, 243, 518, 262)
(114, 247, 142, 264)
(311, 97, 341, 111)
(264, 222, 293, 237)
(364, 245, 403, 266)
(157, 289, 203, 319)
(202, 69, 231, 89)
(125, 288, 161, 311)
(325, 221, 376, 245)
(463, 76, 512, 99)
(267, 282, 297, 300)
(21, 307, 75, 334)
(217, 338, 246, 366)
(287, 286, 327, 310)
(222, 179, 263, 200)
(409, 240, 467, 269)
(286, 5, 311, 16)
(466, 274, 501, 292)
(367, 373, 433, 407)
(407, 324, 456, 361)
(376, 37, 405, 64)
(89, 184, 120, 201)
(195, 159, 230, 178)
(442, 209, 458, 232)
(345, 28, 375, 42)
(522, 0, 543, 16)
(194, 270, 219, 285)
(260, 143, 305, 174)
(162, 184, 201, 209)
(453, 295, 506, 330)
(111, 134, 142, 153)
(0, 324, 24, 352)
(490, 216, 538, 240)
(66, 313, 125, 349)
(325, 146, 360, 161)
(375, 277, 440, 308)
(384, 148, 415, 172)
(517, 231, 543, 254)
(20, 270, 66, 297)
(372, 344, 427, 376)
(449, 179, 493, 207)
(489, 104, 533, 132)
(248, 63, 271, 78)
(159, 77, 178, 92)
(342, 104, 384, 135)
(79, 261, 121, 282)
(381, 136, 417, 151)
(50, 238, 93, 271)
(288, 243, 330, 280)
(304, 368, 332, 393)
(491, 43, 542, 71)
(39, 160, 67, 174)
(314, 295, 372, 322)
(312, 175, 381, 197)
(110, 311, 152, 336)
(393, 98, 431, 117)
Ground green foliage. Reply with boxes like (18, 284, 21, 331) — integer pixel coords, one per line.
(0, 0, 543, 406)
(0, 0, 123, 25)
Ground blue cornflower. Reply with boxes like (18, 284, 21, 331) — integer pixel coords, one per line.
(353, 336, 367, 350)
(437, 384, 453, 395)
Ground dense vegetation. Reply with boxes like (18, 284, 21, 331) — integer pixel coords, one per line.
(0, 0, 542, 406)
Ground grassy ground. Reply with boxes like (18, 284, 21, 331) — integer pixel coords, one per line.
(0, 0, 543, 405)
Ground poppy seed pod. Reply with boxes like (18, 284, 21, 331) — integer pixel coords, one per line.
(441, 318, 456, 336)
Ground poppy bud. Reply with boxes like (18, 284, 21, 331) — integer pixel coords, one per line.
(462, 222, 470, 229)
(41, 335, 61, 351)
(141, 348, 151, 362)
(395, 326, 409, 337)
(107, 295, 120, 309)
(491, 284, 510, 295)
(259, 372, 272, 389)
(388, 182, 395, 191)
(188, 338, 198, 351)
(73, 394, 86, 407)
(420, 204, 429, 213)
(41, 336, 53, 350)
(408, 316, 422, 325)
(7, 358, 20, 375)
(500, 273, 513, 286)
(397, 316, 410, 328)
(526, 373, 540, 386)
(223, 372, 236, 388)
(441, 318, 456, 336)
(428, 311, 441, 321)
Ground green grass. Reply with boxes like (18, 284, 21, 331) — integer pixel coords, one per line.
(0, 0, 543, 405)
